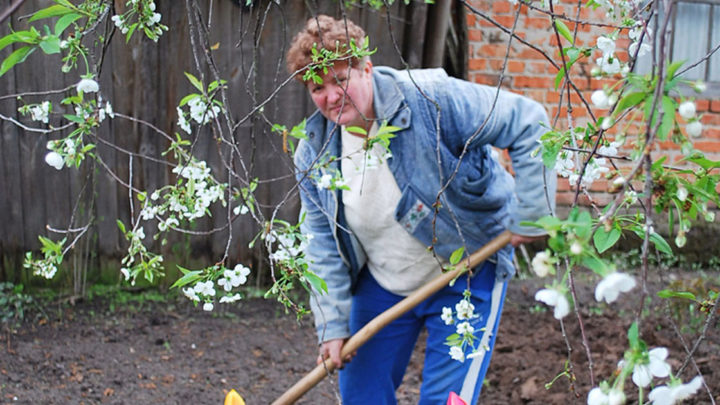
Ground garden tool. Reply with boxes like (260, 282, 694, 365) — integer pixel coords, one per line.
(272, 230, 513, 405)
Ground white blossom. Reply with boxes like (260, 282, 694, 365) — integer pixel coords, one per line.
(194, 280, 216, 297)
(120, 268, 130, 281)
(183, 287, 200, 302)
(596, 55, 621, 75)
(317, 173, 332, 189)
(535, 288, 570, 319)
(587, 386, 626, 405)
(677, 186, 688, 202)
(203, 302, 214, 311)
(449, 346, 465, 362)
(233, 204, 249, 215)
(29, 101, 51, 123)
(531, 250, 553, 277)
(595, 272, 636, 304)
(598, 141, 621, 157)
(555, 152, 575, 177)
(591, 90, 610, 109)
(455, 300, 476, 320)
(441, 306, 454, 325)
(456, 321, 474, 336)
(678, 101, 696, 120)
(632, 347, 671, 388)
(686, 120, 702, 137)
(692, 80, 707, 93)
(570, 241, 583, 255)
(45, 151, 64, 170)
(219, 293, 241, 303)
(628, 41, 651, 58)
(597, 36, 616, 56)
(648, 376, 703, 405)
(76, 78, 99, 93)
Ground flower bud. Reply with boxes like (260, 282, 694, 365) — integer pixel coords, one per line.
(678, 101, 696, 119)
(686, 120, 703, 137)
(570, 241, 583, 255)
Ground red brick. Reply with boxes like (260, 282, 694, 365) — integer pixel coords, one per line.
(693, 141, 720, 153)
(517, 48, 547, 60)
(472, 74, 499, 86)
(701, 113, 720, 126)
(468, 29, 483, 42)
(710, 100, 720, 113)
(527, 61, 548, 74)
(468, 58, 487, 71)
(492, 1, 512, 13)
(489, 59, 506, 71)
(695, 99, 709, 112)
(524, 17, 549, 30)
(466, 13, 477, 27)
(704, 127, 720, 139)
(507, 60, 525, 73)
(657, 140, 681, 150)
(495, 15, 517, 29)
(479, 44, 509, 57)
(515, 75, 554, 88)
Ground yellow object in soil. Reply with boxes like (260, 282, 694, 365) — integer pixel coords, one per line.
(224, 389, 246, 405)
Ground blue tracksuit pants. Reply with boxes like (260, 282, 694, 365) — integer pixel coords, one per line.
(338, 261, 507, 405)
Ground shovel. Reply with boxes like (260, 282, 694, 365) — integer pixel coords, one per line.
(272, 230, 512, 405)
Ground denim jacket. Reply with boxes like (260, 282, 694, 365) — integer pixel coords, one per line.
(294, 66, 556, 342)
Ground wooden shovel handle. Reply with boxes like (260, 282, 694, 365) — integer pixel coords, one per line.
(272, 230, 512, 405)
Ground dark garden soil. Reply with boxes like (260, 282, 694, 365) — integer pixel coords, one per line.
(1, 274, 718, 405)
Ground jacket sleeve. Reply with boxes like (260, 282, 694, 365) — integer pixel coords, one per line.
(439, 77, 557, 235)
(294, 142, 353, 343)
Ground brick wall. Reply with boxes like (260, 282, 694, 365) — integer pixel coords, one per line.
(465, 0, 720, 210)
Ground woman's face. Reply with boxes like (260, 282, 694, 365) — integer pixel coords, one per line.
(306, 60, 375, 131)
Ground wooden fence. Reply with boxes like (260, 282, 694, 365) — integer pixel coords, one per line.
(0, 0, 455, 284)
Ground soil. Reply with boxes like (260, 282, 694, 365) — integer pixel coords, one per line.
(1, 275, 718, 405)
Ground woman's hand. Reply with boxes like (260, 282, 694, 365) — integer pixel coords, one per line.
(510, 233, 545, 247)
(317, 338, 355, 369)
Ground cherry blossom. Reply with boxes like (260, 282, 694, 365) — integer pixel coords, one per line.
(631, 347, 671, 387)
(441, 306, 454, 325)
(76, 78, 99, 93)
(449, 346, 465, 362)
(531, 250, 553, 277)
(587, 386, 626, 405)
(678, 101, 696, 119)
(45, 151, 64, 170)
(535, 288, 570, 319)
(686, 120, 702, 137)
(455, 300, 475, 320)
(595, 272, 636, 304)
(648, 376, 703, 405)
(455, 321, 474, 336)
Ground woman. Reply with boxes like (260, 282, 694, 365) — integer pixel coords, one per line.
(287, 15, 555, 404)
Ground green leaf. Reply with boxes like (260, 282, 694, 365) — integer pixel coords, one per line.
(39, 36, 61, 54)
(554, 20, 574, 43)
(345, 126, 367, 135)
(593, 226, 621, 253)
(63, 114, 85, 123)
(657, 96, 675, 141)
(179, 93, 198, 107)
(581, 255, 610, 275)
(29, 4, 73, 22)
(54, 13, 83, 36)
(449, 247, 465, 265)
(554, 66, 566, 91)
(666, 60, 685, 79)
(0, 46, 36, 77)
(0, 31, 37, 52)
(657, 289, 696, 300)
(184, 72, 204, 92)
(303, 270, 327, 294)
(649, 232, 673, 254)
(627, 322, 639, 348)
(615, 92, 646, 114)
(170, 267, 203, 289)
(116, 220, 126, 234)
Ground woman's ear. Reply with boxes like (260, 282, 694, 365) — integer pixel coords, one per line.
(363, 60, 373, 75)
